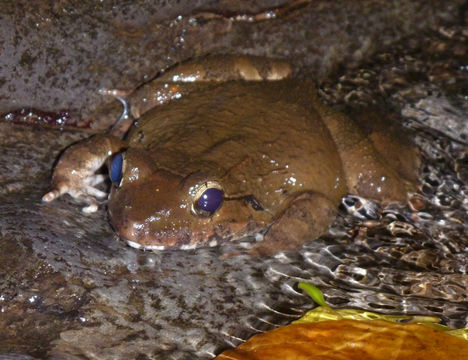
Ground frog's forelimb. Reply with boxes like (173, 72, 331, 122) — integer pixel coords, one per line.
(42, 135, 124, 213)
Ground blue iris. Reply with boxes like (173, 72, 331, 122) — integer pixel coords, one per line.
(109, 153, 123, 183)
(197, 188, 223, 214)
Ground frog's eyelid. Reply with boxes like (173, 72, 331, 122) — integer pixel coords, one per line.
(190, 180, 222, 198)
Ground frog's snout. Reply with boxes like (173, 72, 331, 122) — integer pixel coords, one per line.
(107, 171, 216, 250)
(109, 201, 210, 251)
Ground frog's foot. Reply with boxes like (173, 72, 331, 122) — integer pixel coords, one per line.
(247, 192, 336, 256)
(43, 173, 106, 200)
(341, 195, 380, 220)
(42, 174, 108, 213)
(42, 134, 124, 213)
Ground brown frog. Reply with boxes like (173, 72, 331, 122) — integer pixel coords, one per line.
(42, 55, 419, 254)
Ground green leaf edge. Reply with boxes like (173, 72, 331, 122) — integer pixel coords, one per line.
(296, 282, 468, 341)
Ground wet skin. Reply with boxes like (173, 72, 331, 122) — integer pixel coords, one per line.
(43, 55, 419, 255)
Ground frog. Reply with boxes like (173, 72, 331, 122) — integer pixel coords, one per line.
(42, 55, 420, 255)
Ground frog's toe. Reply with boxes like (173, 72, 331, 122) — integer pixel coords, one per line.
(83, 175, 107, 198)
(42, 181, 70, 203)
(85, 186, 107, 199)
(75, 185, 107, 211)
(341, 195, 380, 220)
(87, 174, 106, 187)
(42, 189, 62, 202)
(72, 190, 102, 213)
(82, 203, 99, 213)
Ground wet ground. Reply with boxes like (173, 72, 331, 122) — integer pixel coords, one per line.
(1, 1, 467, 359)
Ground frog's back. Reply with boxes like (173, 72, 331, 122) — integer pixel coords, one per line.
(127, 80, 347, 212)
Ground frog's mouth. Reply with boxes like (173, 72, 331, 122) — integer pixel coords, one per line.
(117, 224, 253, 251)
(111, 211, 260, 252)
(112, 213, 229, 251)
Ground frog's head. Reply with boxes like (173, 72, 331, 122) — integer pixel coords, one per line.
(107, 149, 268, 250)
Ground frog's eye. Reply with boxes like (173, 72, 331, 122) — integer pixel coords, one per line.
(197, 188, 223, 214)
(109, 153, 124, 184)
(193, 182, 223, 216)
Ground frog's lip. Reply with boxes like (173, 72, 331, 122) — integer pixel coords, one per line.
(124, 237, 221, 251)
(112, 218, 225, 251)
(118, 218, 265, 251)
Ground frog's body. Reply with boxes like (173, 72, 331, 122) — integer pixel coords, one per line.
(43, 56, 419, 255)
